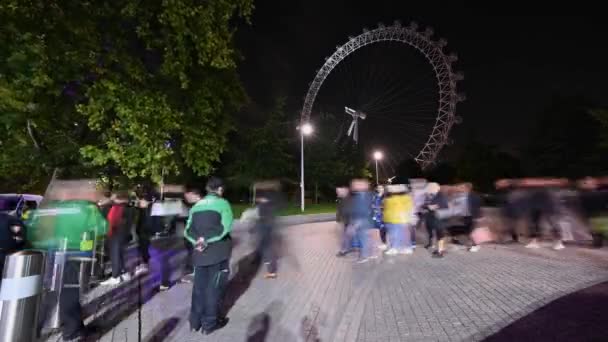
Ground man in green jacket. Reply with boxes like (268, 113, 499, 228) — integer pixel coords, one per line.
(27, 198, 107, 340)
(184, 177, 233, 335)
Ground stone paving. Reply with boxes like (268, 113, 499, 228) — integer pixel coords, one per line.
(44, 221, 608, 342)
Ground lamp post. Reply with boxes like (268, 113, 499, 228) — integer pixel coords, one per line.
(299, 123, 314, 212)
(373, 151, 383, 185)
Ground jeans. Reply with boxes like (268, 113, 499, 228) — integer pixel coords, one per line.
(190, 260, 230, 331)
(354, 220, 372, 259)
(386, 223, 412, 250)
(110, 233, 128, 278)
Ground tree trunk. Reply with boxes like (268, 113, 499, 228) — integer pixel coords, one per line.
(315, 182, 319, 204)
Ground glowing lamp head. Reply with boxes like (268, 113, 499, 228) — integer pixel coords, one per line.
(301, 123, 313, 135)
(373, 151, 383, 160)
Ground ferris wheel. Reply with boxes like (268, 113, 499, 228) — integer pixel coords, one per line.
(301, 21, 464, 170)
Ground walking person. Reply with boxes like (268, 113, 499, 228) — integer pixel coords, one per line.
(349, 179, 375, 263)
(423, 183, 449, 258)
(372, 185, 387, 250)
(134, 191, 153, 277)
(461, 183, 483, 252)
(184, 178, 233, 335)
(101, 191, 136, 285)
(252, 180, 285, 279)
(27, 187, 108, 341)
(383, 184, 414, 255)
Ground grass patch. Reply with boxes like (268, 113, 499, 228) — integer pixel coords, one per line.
(231, 202, 336, 219)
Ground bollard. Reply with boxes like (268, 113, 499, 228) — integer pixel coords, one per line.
(0, 250, 45, 342)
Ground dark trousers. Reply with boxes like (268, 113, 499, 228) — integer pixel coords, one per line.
(379, 228, 387, 244)
(110, 234, 128, 278)
(136, 225, 150, 264)
(190, 260, 230, 330)
(530, 209, 561, 239)
(257, 228, 276, 274)
(61, 260, 84, 338)
(426, 213, 444, 244)
(184, 237, 194, 274)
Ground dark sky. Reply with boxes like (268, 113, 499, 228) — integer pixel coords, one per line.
(236, 1, 608, 165)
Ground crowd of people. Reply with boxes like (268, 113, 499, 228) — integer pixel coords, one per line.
(1, 174, 607, 340)
(335, 179, 483, 261)
(335, 176, 608, 262)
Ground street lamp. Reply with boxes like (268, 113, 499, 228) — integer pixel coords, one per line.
(299, 123, 314, 212)
(373, 151, 383, 185)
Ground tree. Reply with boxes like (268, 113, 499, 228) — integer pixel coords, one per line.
(0, 0, 253, 190)
(524, 96, 607, 177)
(223, 97, 295, 190)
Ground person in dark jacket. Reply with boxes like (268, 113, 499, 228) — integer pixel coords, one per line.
(253, 180, 285, 279)
(345, 179, 375, 263)
(184, 178, 233, 335)
(423, 183, 449, 258)
(462, 183, 483, 252)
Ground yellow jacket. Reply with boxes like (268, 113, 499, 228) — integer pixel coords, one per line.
(383, 194, 413, 224)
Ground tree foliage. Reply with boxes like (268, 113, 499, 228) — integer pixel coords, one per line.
(0, 0, 253, 190)
(223, 97, 294, 188)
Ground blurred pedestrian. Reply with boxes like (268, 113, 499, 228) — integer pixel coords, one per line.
(578, 177, 608, 247)
(372, 185, 386, 250)
(101, 191, 136, 285)
(134, 190, 156, 277)
(383, 184, 414, 255)
(463, 183, 483, 252)
(349, 179, 375, 263)
(423, 183, 449, 258)
(253, 180, 285, 279)
(185, 178, 233, 335)
(27, 187, 107, 340)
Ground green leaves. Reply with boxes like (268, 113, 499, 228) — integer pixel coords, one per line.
(1, 0, 253, 190)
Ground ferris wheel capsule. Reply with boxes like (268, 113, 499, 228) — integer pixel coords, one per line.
(393, 20, 402, 28)
(437, 38, 448, 48)
(424, 27, 434, 38)
(408, 22, 419, 31)
(448, 53, 458, 62)
(453, 71, 464, 81)
(454, 116, 463, 124)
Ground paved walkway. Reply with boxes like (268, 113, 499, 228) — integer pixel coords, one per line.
(45, 222, 608, 342)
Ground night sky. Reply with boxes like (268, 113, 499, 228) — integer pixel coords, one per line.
(236, 1, 608, 167)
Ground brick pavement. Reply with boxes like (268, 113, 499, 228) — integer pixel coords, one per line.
(43, 222, 608, 342)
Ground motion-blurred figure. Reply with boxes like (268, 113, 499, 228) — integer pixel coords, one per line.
(578, 177, 608, 247)
(101, 191, 136, 286)
(252, 180, 285, 279)
(27, 184, 107, 340)
(349, 179, 375, 263)
(184, 178, 233, 335)
(462, 183, 483, 252)
(423, 183, 449, 258)
(383, 184, 414, 255)
(372, 186, 386, 250)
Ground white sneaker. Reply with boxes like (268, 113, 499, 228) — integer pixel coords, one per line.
(356, 258, 370, 264)
(469, 246, 481, 253)
(135, 264, 149, 276)
(399, 249, 414, 255)
(121, 273, 132, 282)
(100, 277, 122, 286)
(553, 241, 565, 250)
(159, 284, 170, 291)
(377, 244, 388, 251)
(385, 248, 399, 255)
(525, 242, 541, 249)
